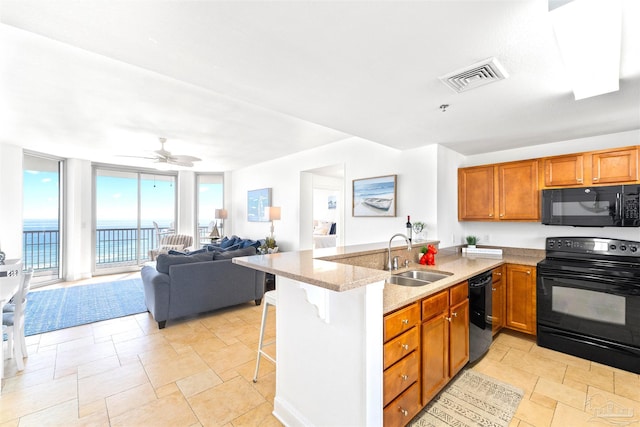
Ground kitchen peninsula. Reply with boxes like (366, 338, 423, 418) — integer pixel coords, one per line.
(233, 241, 542, 426)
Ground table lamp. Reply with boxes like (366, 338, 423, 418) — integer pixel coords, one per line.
(265, 206, 281, 239)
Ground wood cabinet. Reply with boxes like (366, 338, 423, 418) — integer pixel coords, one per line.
(421, 282, 469, 406)
(498, 160, 540, 220)
(543, 154, 584, 187)
(458, 165, 496, 220)
(383, 303, 421, 427)
(592, 147, 638, 184)
(458, 160, 539, 221)
(491, 265, 506, 335)
(505, 264, 536, 335)
(542, 146, 639, 188)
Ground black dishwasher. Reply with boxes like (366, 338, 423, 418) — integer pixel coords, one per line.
(468, 270, 493, 363)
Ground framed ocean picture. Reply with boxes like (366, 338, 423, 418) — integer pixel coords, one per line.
(247, 188, 271, 222)
(352, 175, 396, 217)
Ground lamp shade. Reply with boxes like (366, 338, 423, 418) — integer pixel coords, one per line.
(265, 206, 281, 221)
(215, 209, 228, 219)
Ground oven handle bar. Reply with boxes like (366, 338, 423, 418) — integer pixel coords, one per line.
(538, 273, 640, 296)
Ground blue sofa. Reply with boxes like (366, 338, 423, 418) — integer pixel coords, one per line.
(141, 246, 265, 329)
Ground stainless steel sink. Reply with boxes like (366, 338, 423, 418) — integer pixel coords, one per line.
(387, 270, 453, 286)
(395, 270, 453, 282)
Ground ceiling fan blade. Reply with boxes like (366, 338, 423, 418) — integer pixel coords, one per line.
(170, 155, 201, 163)
(154, 149, 171, 158)
(168, 159, 196, 167)
(116, 155, 158, 160)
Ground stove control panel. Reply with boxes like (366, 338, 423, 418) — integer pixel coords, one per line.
(546, 237, 640, 257)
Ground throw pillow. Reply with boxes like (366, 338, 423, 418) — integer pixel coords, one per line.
(220, 236, 239, 249)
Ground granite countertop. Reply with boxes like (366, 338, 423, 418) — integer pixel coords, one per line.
(233, 242, 544, 314)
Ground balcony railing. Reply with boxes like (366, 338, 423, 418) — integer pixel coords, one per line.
(23, 226, 210, 273)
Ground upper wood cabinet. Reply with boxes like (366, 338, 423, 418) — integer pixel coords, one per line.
(592, 147, 638, 184)
(458, 165, 496, 220)
(542, 147, 639, 188)
(543, 154, 584, 187)
(458, 160, 539, 221)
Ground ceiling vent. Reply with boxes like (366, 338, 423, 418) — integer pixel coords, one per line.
(439, 57, 509, 93)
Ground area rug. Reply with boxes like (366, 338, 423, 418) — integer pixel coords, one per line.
(409, 369, 524, 427)
(23, 278, 147, 336)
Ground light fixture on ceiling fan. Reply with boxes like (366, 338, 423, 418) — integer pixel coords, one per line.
(121, 137, 202, 168)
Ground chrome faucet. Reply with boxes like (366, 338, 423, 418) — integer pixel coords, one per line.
(388, 233, 412, 271)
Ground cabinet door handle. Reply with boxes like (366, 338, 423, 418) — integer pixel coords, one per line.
(488, 213, 494, 217)
(445, 316, 452, 322)
(401, 319, 409, 325)
(526, 270, 531, 275)
(451, 312, 458, 317)
(495, 272, 502, 276)
(400, 408, 409, 417)
(401, 344, 409, 350)
(593, 176, 599, 181)
(401, 374, 409, 381)
(499, 213, 504, 217)
(492, 287, 497, 291)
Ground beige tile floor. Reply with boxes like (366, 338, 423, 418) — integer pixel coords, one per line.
(1, 274, 639, 427)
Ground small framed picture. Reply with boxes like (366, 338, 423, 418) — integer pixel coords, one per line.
(247, 188, 271, 222)
(328, 195, 337, 210)
(352, 175, 396, 217)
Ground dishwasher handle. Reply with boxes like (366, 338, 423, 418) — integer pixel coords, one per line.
(469, 272, 493, 288)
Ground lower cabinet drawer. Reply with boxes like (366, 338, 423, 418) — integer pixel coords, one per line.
(383, 351, 419, 406)
(383, 382, 421, 427)
(384, 327, 419, 369)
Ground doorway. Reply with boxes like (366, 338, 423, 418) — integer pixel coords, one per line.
(300, 164, 345, 250)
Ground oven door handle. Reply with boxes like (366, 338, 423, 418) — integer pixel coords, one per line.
(538, 273, 639, 293)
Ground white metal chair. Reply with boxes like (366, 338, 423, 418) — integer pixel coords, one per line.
(253, 290, 277, 382)
(3, 268, 33, 371)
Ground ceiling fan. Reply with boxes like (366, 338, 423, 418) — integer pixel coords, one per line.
(122, 137, 201, 167)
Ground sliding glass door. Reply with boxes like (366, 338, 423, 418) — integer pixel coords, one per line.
(197, 174, 224, 243)
(94, 167, 175, 273)
(23, 154, 63, 285)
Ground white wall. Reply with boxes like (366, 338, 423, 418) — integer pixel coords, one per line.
(65, 158, 93, 280)
(0, 144, 23, 260)
(231, 137, 444, 250)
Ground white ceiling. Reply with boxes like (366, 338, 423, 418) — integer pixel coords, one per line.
(1, 0, 639, 172)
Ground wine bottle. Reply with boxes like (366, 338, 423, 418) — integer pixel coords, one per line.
(406, 216, 412, 241)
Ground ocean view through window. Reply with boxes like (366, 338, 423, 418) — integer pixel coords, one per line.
(23, 154, 62, 282)
(94, 168, 176, 272)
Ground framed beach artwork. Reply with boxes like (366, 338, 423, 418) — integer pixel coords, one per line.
(247, 188, 271, 222)
(352, 175, 397, 217)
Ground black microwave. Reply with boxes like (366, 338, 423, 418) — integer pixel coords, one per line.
(541, 184, 640, 227)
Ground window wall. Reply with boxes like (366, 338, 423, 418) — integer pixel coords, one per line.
(197, 174, 224, 243)
(94, 167, 176, 272)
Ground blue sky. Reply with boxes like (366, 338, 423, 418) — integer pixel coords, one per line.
(24, 171, 223, 227)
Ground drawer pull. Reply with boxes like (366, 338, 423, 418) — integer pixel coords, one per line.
(401, 374, 409, 381)
(401, 319, 409, 325)
(400, 408, 409, 417)
(492, 287, 496, 291)
(401, 344, 409, 350)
